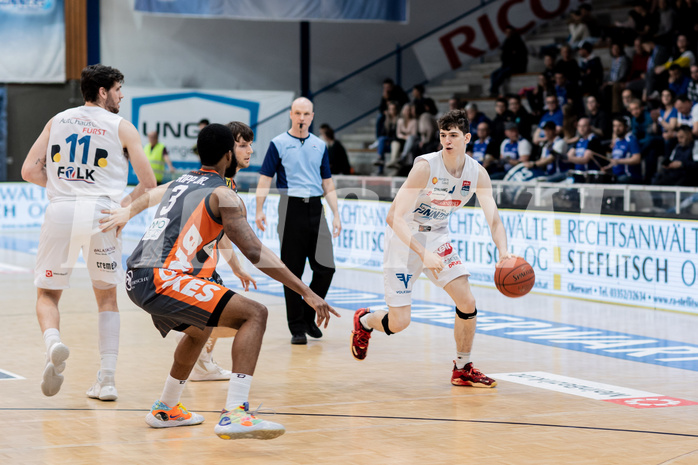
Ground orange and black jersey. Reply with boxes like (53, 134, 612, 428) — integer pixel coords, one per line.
(127, 169, 228, 279)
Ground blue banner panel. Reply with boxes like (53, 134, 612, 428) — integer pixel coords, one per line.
(0, 87, 6, 181)
(134, 0, 408, 22)
(0, 0, 65, 83)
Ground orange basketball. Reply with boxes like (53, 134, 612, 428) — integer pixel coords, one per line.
(494, 256, 535, 298)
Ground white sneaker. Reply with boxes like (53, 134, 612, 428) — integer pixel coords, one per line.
(41, 342, 70, 397)
(214, 403, 285, 440)
(189, 355, 232, 382)
(86, 371, 118, 401)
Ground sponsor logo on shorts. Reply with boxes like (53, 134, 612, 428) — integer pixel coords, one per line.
(125, 270, 149, 292)
(96, 261, 118, 271)
(435, 243, 453, 257)
(45, 270, 53, 277)
(413, 203, 448, 220)
(461, 180, 471, 194)
(158, 268, 219, 302)
(432, 199, 461, 207)
(94, 246, 116, 256)
(396, 273, 413, 289)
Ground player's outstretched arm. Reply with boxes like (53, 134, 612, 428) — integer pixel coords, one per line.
(21, 119, 52, 188)
(476, 164, 512, 263)
(99, 182, 171, 235)
(386, 160, 444, 274)
(214, 188, 340, 327)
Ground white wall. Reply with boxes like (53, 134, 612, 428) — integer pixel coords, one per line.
(100, 0, 480, 93)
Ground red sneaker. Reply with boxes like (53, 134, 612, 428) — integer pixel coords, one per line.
(351, 308, 372, 361)
(451, 362, 497, 388)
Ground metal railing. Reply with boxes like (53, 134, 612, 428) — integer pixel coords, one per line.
(233, 172, 698, 217)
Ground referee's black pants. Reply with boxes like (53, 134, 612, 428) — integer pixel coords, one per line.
(277, 195, 335, 336)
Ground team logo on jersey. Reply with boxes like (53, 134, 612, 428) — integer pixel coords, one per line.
(435, 243, 453, 257)
(413, 203, 448, 220)
(432, 199, 461, 207)
(447, 185, 456, 194)
(395, 273, 413, 289)
(431, 177, 438, 184)
(56, 166, 95, 184)
(461, 180, 471, 193)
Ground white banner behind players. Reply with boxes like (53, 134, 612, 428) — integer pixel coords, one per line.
(3, 184, 696, 314)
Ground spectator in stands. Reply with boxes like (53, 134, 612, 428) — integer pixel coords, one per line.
(567, 9, 591, 50)
(374, 100, 400, 171)
(566, 117, 606, 171)
(319, 124, 351, 175)
(466, 121, 494, 167)
(579, 4, 602, 43)
(656, 35, 695, 74)
(508, 95, 534, 141)
(493, 122, 532, 179)
(411, 84, 437, 117)
(641, 35, 670, 100)
(542, 53, 556, 84)
(376, 78, 409, 139)
(555, 45, 580, 87)
(489, 25, 528, 97)
(652, 125, 696, 185)
(668, 64, 691, 96)
(407, 113, 440, 169)
(553, 71, 578, 109)
(611, 0, 655, 46)
(688, 65, 698, 103)
(585, 95, 611, 141)
(628, 98, 663, 182)
(654, 0, 678, 46)
(621, 89, 635, 117)
(465, 103, 490, 129)
(676, 0, 698, 45)
(602, 115, 642, 183)
(534, 95, 563, 144)
(602, 43, 631, 113)
(389, 103, 418, 168)
(448, 95, 464, 111)
(491, 98, 515, 142)
(658, 89, 679, 133)
(529, 121, 570, 182)
(578, 42, 604, 97)
(525, 74, 552, 119)
(562, 104, 579, 144)
(624, 38, 650, 97)
(675, 95, 698, 136)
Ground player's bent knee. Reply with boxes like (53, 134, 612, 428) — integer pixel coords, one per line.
(383, 313, 410, 334)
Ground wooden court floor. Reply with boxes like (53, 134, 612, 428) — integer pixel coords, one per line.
(1, 239, 698, 464)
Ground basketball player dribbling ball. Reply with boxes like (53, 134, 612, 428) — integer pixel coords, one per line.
(102, 123, 339, 440)
(351, 109, 515, 387)
(21, 64, 157, 400)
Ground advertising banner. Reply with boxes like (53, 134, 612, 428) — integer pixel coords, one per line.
(413, 0, 580, 79)
(0, 0, 65, 83)
(118, 87, 294, 183)
(3, 184, 696, 314)
(134, 0, 408, 22)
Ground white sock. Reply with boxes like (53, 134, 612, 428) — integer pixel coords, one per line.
(225, 374, 252, 411)
(98, 311, 119, 375)
(43, 328, 61, 352)
(160, 374, 187, 408)
(455, 352, 471, 369)
(359, 313, 372, 330)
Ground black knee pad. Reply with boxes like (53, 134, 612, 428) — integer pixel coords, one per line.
(456, 307, 477, 320)
(381, 314, 394, 335)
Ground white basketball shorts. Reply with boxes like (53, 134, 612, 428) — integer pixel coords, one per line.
(34, 198, 123, 290)
(383, 226, 470, 307)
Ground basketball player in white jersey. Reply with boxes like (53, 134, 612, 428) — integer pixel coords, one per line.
(21, 64, 156, 400)
(351, 109, 513, 387)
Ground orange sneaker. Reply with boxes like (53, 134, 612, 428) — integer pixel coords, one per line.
(145, 400, 205, 428)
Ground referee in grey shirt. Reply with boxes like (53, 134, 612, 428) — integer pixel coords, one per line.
(255, 97, 342, 345)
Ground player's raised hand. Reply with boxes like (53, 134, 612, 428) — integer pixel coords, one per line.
(303, 293, 341, 328)
(100, 207, 130, 237)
